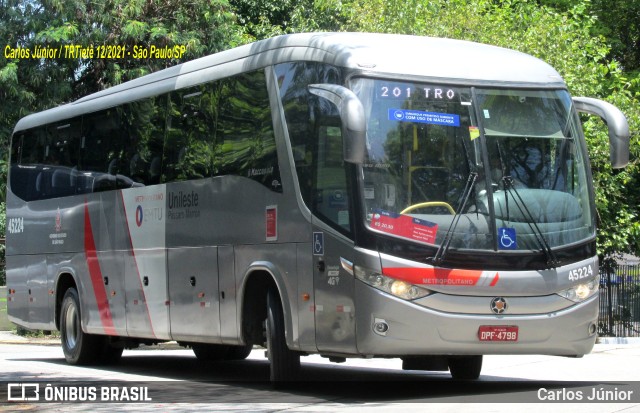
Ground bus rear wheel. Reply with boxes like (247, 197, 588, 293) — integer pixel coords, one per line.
(60, 288, 102, 365)
(265, 288, 300, 383)
(448, 355, 483, 380)
(226, 343, 253, 360)
(192, 343, 230, 361)
(99, 340, 124, 364)
(192, 343, 252, 361)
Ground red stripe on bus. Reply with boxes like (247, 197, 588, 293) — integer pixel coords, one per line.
(84, 202, 117, 335)
(382, 266, 484, 287)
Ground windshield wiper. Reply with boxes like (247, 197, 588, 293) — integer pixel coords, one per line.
(431, 172, 478, 266)
(501, 176, 559, 268)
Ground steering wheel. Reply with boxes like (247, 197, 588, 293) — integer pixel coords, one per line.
(400, 201, 455, 215)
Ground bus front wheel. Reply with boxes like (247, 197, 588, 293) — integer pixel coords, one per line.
(60, 288, 102, 365)
(448, 355, 483, 380)
(265, 288, 300, 383)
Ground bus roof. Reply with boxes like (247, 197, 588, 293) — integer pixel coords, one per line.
(14, 32, 566, 132)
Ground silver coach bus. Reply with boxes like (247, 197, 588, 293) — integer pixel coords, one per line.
(6, 33, 630, 381)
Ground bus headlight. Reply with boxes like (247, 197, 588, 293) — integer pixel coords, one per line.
(355, 267, 431, 300)
(557, 277, 599, 302)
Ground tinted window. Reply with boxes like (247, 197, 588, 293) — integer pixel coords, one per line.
(164, 85, 216, 183)
(80, 108, 126, 192)
(9, 69, 281, 202)
(121, 96, 167, 186)
(216, 71, 281, 191)
(275, 62, 349, 232)
(10, 118, 82, 201)
(275, 63, 342, 203)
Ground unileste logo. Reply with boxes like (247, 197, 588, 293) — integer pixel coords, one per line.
(167, 190, 201, 220)
(135, 205, 143, 227)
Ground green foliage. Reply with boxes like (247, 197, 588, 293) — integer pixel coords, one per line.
(0, 0, 242, 126)
(591, 0, 640, 72)
(229, 0, 348, 40)
(0, 202, 5, 286)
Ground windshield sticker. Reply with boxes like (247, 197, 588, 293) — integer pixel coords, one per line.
(469, 126, 480, 141)
(498, 227, 517, 250)
(388, 109, 460, 127)
(364, 186, 375, 200)
(371, 210, 438, 244)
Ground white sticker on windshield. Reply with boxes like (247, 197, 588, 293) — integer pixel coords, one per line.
(338, 210, 349, 226)
(364, 187, 375, 199)
(483, 109, 491, 119)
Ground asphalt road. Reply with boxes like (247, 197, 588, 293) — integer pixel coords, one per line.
(0, 333, 639, 412)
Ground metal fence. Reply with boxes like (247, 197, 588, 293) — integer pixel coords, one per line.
(598, 264, 640, 337)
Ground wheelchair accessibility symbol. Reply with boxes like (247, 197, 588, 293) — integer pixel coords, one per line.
(499, 227, 517, 250)
(313, 232, 324, 256)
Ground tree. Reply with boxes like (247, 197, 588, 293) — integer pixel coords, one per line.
(591, 0, 640, 73)
(1, 0, 242, 145)
(228, 0, 348, 40)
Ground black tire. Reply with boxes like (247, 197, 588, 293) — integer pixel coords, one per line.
(226, 343, 253, 360)
(266, 288, 300, 382)
(60, 288, 102, 365)
(192, 343, 230, 361)
(448, 355, 483, 380)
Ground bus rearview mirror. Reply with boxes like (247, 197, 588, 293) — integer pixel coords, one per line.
(309, 84, 366, 164)
(573, 96, 630, 169)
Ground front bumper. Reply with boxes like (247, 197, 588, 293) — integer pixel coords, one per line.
(355, 281, 598, 357)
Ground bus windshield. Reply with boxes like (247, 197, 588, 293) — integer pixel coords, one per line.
(352, 78, 594, 252)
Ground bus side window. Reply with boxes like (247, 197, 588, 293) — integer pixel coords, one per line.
(18, 128, 48, 201)
(8, 132, 33, 201)
(81, 109, 123, 192)
(164, 85, 215, 183)
(313, 121, 350, 233)
(275, 61, 350, 234)
(215, 71, 281, 191)
(122, 96, 167, 186)
(12, 119, 82, 201)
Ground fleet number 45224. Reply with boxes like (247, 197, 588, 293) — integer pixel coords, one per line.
(568, 265, 594, 282)
(8, 217, 24, 234)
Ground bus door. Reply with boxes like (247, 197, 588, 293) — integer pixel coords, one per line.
(311, 124, 357, 354)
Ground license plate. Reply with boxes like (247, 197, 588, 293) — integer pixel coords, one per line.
(478, 325, 519, 342)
